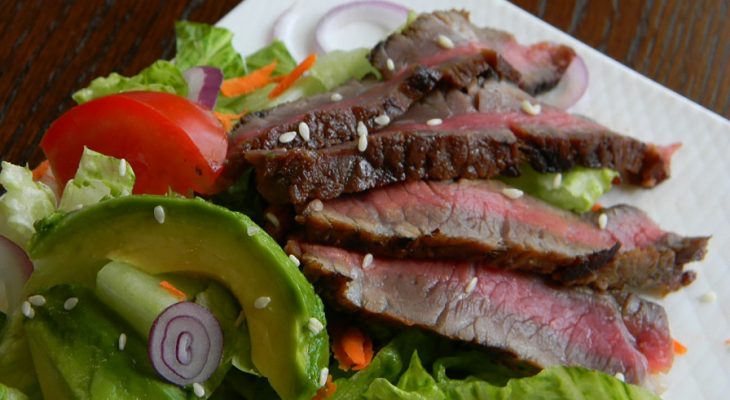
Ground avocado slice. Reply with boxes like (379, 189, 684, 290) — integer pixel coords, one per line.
(27, 196, 329, 400)
(25, 285, 186, 400)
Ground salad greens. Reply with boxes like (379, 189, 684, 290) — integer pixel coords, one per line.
(0, 382, 28, 400)
(174, 22, 247, 79)
(0, 163, 55, 250)
(333, 330, 658, 400)
(0, 148, 134, 250)
(501, 166, 618, 212)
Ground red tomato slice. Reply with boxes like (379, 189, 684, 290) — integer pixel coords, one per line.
(41, 92, 227, 195)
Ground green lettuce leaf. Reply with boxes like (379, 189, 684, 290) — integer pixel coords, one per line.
(501, 166, 618, 212)
(335, 330, 658, 400)
(0, 382, 28, 400)
(58, 148, 135, 212)
(174, 21, 246, 79)
(0, 313, 41, 400)
(308, 48, 380, 90)
(0, 163, 56, 250)
(72, 60, 188, 104)
(243, 40, 297, 77)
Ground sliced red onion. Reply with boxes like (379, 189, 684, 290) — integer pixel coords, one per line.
(271, 2, 298, 43)
(314, 1, 410, 53)
(148, 301, 223, 386)
(183, 67, 223, 110)
(537, 55, 589, 109)
(0, 235, 33, 313)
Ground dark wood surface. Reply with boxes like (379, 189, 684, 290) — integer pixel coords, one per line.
(1, 0, 728, 167)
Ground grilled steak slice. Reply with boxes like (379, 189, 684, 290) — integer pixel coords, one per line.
(558, 206, 709, 293)
(229, 66, 441, 154)
(297, 179, 708, 293)
(246, 80, 675, 204)
(289, 241, 674, 384)
(370, 10, 575, 95)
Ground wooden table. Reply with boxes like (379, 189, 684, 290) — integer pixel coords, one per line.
(2, 0, 727, 167)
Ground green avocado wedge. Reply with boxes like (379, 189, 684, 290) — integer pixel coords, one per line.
(27, 196, 329, 400)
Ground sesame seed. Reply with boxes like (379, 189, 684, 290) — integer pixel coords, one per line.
(319, 368, 329, 388)
(501, 188, 524, 199)
(356, 121, 368, 137)
(265, 212, 280, 228)
(465, 277, 478, 294)
(309, 199, 324, 212)
(614, 372, 625, 382)
(330, 93, 343, 101)
(289, 254, 301, 267)
(386, 58, 395, 71)
(64, 297, 79, 311)
(358, 134, 368, 152)
(28, 295, 46, 307)
(374, 114, 390, 126)
(192, 382, 205, 397)
(699, 291, 717, 303)
(118, 333, 127, 351)
(520, 100, 542, 116)
(154, 205, 165, 224)
(246, 226, 260, 236)
(119, 159, 127, 177)
(426, 118, 442, 126)
(598, 213, 608, 230)
(254, 296, 271, 309)
(73, 204, 84, 211)
(21, 301, 34, 319)
(362, 253, 374, 269)
(552, 173, 562, 189)
(298, 122, 310, 141)
(278, 131, 297, 144)
(308, 317, 324, 334)
(437, 34, 455, 49)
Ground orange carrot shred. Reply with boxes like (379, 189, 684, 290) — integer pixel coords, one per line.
(221, 61, 278, 97)
(333, 327, 373, 372)
(159, 280, 186, 301)
(214, 111, 246, 132)
(725, 339, 730, 345)
(591, 203, 603, 212)
(268, 54, 317, 99)
(312, 375, 336, 400)
(32, 160, 50, 181)
(673, 339, 687, 355)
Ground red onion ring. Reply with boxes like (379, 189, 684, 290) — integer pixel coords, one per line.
(183, 67, 223, 110)
(271, 2, 298, 44)
(0, 234, 33, 313)
(148, 301, 223, 386)
(314, 0, 410, 53)
(537, 54, 589, 109)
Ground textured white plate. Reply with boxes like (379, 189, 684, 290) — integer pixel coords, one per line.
(218, 1, 730, 398)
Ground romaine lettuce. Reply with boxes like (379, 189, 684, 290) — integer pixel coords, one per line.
(501, 166, 618, 212)
(174, 21, 246, 79)
(72, 60, 188, 104)
(58, 147, 135, 212)
(0, 163, 56, 250)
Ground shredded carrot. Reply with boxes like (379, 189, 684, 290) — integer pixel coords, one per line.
(312, 375, 336, 400)
(591, 203, 603, 212)
(673, 339, 687, 355)
(159, 280, 186, 301)
(725, 339, 730, 346)
(214, 111, 246, 132)
(221, 61, 278, 97)
(333, 327, 373, 371)
(32, 160, 50, 181)
(268, 54, 317, 99)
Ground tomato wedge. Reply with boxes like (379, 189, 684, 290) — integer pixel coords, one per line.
(40, 92, 227, 195)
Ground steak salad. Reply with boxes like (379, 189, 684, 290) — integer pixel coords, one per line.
(0, 5, 709, 400)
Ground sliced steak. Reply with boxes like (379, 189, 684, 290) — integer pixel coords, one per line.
(297, 179, 708, 293)
(558, 206, 709, 293)
(290, 241, 674, 385)
(229, 65, 441, 153)
(370, 10, 575, 95)
(246, 80, 675, 204)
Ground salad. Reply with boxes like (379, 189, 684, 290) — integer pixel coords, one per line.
(0, 3, 706, 400)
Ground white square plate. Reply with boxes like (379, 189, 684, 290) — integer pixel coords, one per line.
(217, 1, 730, 398)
